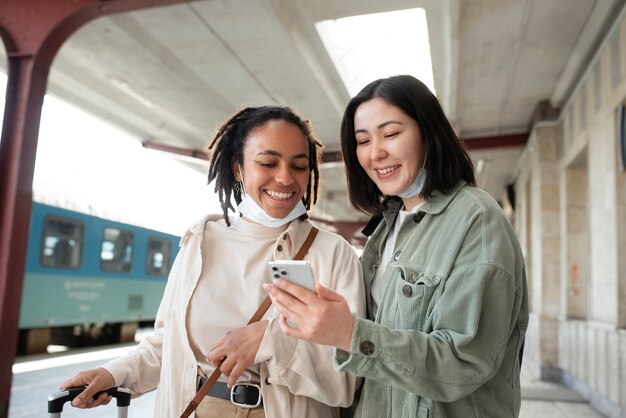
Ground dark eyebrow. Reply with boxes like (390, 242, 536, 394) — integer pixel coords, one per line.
(255, 150, 309, 159)
(355, 120, 403, 134)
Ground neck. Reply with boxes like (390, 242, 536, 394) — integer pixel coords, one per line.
(402, 195, 425, 212)
(241, 215, 258, 224)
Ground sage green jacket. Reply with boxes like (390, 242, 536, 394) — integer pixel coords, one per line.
(335, 182, 528, 417)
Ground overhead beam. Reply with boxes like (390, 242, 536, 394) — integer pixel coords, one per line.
(143, 140, 208, 160)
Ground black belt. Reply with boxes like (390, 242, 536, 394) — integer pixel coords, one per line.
(198, 377, 263, 407)
(199, 379, 231, 400)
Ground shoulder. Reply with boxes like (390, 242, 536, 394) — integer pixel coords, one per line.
(449, 186, 522, 271)
(450, 185, 501, 214)
(435, 185, 510, 232)
(315, 224, 350, 245)
(179, 213, 225, 246)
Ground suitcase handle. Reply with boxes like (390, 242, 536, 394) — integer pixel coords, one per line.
(48, 386, 131, 413)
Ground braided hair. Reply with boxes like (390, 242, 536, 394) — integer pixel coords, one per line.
(207, 106, 323, 226)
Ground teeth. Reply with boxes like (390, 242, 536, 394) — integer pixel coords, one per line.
(266, 190, 294, 200)
(376, 166, 399, 175)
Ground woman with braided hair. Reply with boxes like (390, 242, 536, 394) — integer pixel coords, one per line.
(60, 106, 365, 418)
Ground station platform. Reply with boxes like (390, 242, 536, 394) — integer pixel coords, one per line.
(10, 344, 606, 417)
(519, 363, 604, 418)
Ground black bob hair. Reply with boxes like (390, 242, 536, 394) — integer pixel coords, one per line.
(207, 106, 323, 225)
(340, 75, 476, 216)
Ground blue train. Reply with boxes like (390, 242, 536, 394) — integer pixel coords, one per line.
(18, 201, 180, 354)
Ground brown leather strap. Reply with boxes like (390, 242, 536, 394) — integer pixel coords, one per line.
(293, 225, 319, 261)
(180, 226, 319, 418)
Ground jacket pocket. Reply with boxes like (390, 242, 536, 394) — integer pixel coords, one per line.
(392, 266, 441, 330)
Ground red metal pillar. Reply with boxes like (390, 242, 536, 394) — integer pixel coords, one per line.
(0, 1, 191, 416)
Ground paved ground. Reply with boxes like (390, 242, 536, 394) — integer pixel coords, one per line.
(11, 344, 606, 417)
(519, 363, 605, 418)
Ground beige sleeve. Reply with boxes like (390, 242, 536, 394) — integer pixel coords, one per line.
(101, 327, 164, 395)
(101, 234, 191, 395)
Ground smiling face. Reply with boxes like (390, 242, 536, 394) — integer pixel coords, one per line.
(233, 119, 310, 220)
(354, 97, 426, 208)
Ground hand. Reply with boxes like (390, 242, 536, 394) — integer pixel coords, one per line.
(207, 320, 269, 387)
(60, 368, 115, 408)
(263, 280, 354, 351)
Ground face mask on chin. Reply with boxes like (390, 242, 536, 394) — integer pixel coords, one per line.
(397, 167, 426, 199)
(236, 194, 307, 228)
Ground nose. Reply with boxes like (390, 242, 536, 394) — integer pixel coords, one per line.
(275, 165, 295, 185)
(370, 139, 387, 161)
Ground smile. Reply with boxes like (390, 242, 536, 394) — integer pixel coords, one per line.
(375, 165, 400, 175)
(265, 190, 295, 200)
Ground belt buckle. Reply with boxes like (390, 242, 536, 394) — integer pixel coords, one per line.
(230, 383, 262, 408)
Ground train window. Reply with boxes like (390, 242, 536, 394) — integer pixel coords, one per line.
(100, 227, 134, 273)
(41, 216, 84, 269)
(146, 236, 171, 276)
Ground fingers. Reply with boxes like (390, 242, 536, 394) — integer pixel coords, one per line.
(88, 392, 113, 408)
(267, 281, 354, 349)
(63, 368, 115, 409)
(60, 375, 88, 390)
(207, 344, 227, 365)
(314, 282, 344, 302)
(265, 286, 305, 327)
(73, 383, 102, 407)
(214, 352, 247, 388)
(277, 314, 304, 338)
(268, 279, 317, 302)
(227, 363, 246, 388)
(263, 283, 306, 316)
(218, 354, 247, 387)
(272, 295, 310, 333)
(219, 355, 235, 377)
(72, 385, 111, 408)
(208, 336, 226, 354)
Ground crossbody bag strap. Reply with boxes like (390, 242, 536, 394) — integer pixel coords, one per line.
(180, 226, 319, 418)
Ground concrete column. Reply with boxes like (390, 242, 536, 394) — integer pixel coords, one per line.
(518, 123, 562, 380)
(588, 113, 619, 325)
(560, 165, 589, 320)
(617, 149, 626, 328)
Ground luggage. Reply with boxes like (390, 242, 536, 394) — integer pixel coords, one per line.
(47, 387, 131, 417)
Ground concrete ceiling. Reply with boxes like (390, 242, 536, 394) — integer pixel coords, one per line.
(1, 0, 621, 224)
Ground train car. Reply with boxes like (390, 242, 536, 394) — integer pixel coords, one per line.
(18, 201, 180, 354)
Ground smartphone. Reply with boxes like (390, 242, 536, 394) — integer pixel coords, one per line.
(268, 260, 316, 328)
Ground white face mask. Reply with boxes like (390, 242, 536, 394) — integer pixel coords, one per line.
(237, 194, 307, 228)
(397, 167, 427, 198)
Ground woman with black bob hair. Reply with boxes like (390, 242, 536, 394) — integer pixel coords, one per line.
(61, 105, 365, 418)
(340, 75, 475, 214)
(265, 76, 529, 417)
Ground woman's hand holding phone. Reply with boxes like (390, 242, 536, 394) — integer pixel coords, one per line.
(263, 270, 354, 352)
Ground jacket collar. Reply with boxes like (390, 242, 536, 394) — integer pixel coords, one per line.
(412, 180, 467, 215)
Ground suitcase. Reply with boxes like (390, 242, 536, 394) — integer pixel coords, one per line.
(47, 387, 131, 417)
